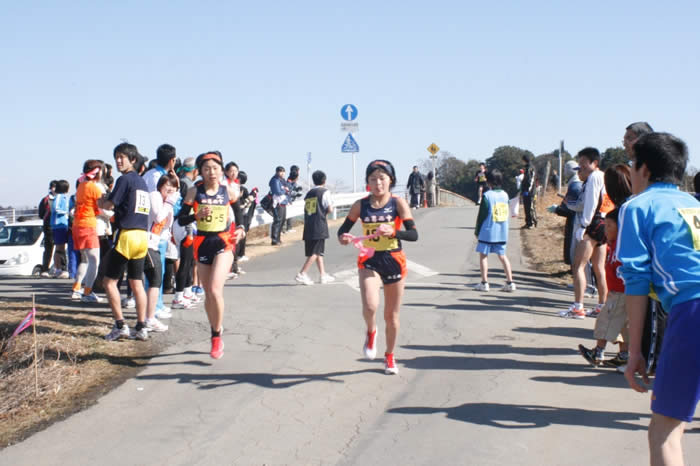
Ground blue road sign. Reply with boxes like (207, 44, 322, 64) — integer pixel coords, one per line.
(340, 104, 358, 121)
(341, 133, 359, 153)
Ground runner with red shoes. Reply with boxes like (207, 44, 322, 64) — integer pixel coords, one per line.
(338, 160, 418, 375)
(177, 151, 245, 359)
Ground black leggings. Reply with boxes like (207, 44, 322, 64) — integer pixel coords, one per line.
(176, 242, 194, 292)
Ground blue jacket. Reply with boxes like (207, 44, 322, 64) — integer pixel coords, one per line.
(616, 183, 700, 312)
(475, 189, 509, 243)
(50, 193, 70, 230)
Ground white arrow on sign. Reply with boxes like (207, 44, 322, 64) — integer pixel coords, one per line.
(343, 105, 355, 120)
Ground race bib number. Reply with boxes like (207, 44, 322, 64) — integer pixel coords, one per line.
(197, 204, 228, 232)
(492, 202, 508, 223)
(134, 190, 150, 215)
(678, 207, 700, 251)
(363, 222, 399, 251)
(305, 197, 318, 216)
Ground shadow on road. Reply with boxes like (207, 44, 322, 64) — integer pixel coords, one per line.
(513, 326, 591, 339)
(388, 402, 651, 431)
(135, 368, 380, 390)
(402, 343, 577, 357)
(400, 354, 600, 374)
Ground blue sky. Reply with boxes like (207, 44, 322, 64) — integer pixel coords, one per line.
(2, 1, 699, 206)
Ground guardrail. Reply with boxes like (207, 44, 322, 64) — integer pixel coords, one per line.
(248, 192, 369, 228)
(0, 208, 39, 224)
(437, 188, 473, 207)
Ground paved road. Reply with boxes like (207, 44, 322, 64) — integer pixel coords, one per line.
(1, 206, 698, 465)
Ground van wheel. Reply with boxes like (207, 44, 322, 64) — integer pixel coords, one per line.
(32, 266, 42, 276)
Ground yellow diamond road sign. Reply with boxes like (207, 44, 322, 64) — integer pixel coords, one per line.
(427, 143, 440, 155)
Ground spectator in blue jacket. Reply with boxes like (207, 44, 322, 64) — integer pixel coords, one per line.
(617, 132, 700, 465)
(269, 166, 288, 245)
(50, 180, 70, 278)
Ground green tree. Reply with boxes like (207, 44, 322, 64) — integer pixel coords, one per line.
(487, 146, 534, 197)
(600, 147, 628, 170)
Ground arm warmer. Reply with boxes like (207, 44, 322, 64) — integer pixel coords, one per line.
(230, 199, 244, 229)
(178, 203, 195, 226)
(395, 219, 418, 241)
(337, 217, 356, 237)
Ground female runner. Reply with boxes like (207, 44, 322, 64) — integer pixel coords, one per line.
(178, 151, 244, 359)
(338, 160, 418, 374)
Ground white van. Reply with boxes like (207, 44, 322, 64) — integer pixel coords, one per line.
(0, 220, 45, 276)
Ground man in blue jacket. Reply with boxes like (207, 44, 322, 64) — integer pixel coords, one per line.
(617, 132, 700, 465)
(269, 166, 289, 245)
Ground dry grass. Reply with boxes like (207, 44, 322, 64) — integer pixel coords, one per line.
(0, 302, 157, 447)
(519, 189, 571, 285)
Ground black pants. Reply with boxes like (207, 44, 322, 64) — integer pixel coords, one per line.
(42, 226, 54, 272)
(175, 243, 194, 292)
(409, 192, 419, 208)
(523, 193, 533, 227)
(271, 204, 286, 244)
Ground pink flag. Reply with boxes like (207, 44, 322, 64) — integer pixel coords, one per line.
(11, 308, 35, 337)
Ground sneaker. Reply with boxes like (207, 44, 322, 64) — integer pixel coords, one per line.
(615, 364, 628, 374)
(40, 271, 51, 278)
(473, 282, 490, 291)
(122, 297, 136, 309)
(238, 256, 249, 262)
(145, 317, 168, 332)
(584, 286, 598, 298)
(130, 327, 149, 341)
(287, 228, 297, 233)
(578, 344, 602, 366)
(384, 353, 399, 375)
(586, 303, 605, 318)
(56, 271, 70, 279)
(184, 292, 202, 304)
(227, 272, 238, 280)
(193, 286, 205, 296)
(603, 354, 629, 368)
(71, 290, 83, 301)
(363, 329, 378, 360)
(81, 292, 102, 304)
(320, 274, 336, 284)
(237, 268, 246, 275)
(501, 282, 517, 292)
(559, 304, 585, 319)
(104, 323, 130, 341)
(210, 336, 224, 359)
(172, 297, 194, 309)
(155, 307, 172, 319)
(295, 272, 314, 286)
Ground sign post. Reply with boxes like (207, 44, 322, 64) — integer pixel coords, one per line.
(340, 105, 359, 192)
(427, 143, 440, 205)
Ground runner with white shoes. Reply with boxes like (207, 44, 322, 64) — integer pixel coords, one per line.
(337, 160, 418, 375)
(295, 170, 335, 286)
(177, 151, 245, 359)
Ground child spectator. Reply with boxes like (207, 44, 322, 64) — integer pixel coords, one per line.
(578, 208, 628, 367)
(617, 132, 700, 464)
(50, 180, 70, 278)
(472, 169, 516, 292)
(296, 170, 334, 285)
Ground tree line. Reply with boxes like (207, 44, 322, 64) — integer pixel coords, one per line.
(424, 145, 696, 202)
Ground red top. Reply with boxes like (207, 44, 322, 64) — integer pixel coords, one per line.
(605, 240, 625, 293)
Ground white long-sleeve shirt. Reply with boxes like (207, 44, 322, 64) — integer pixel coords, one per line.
(579, 169, 605, 229)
